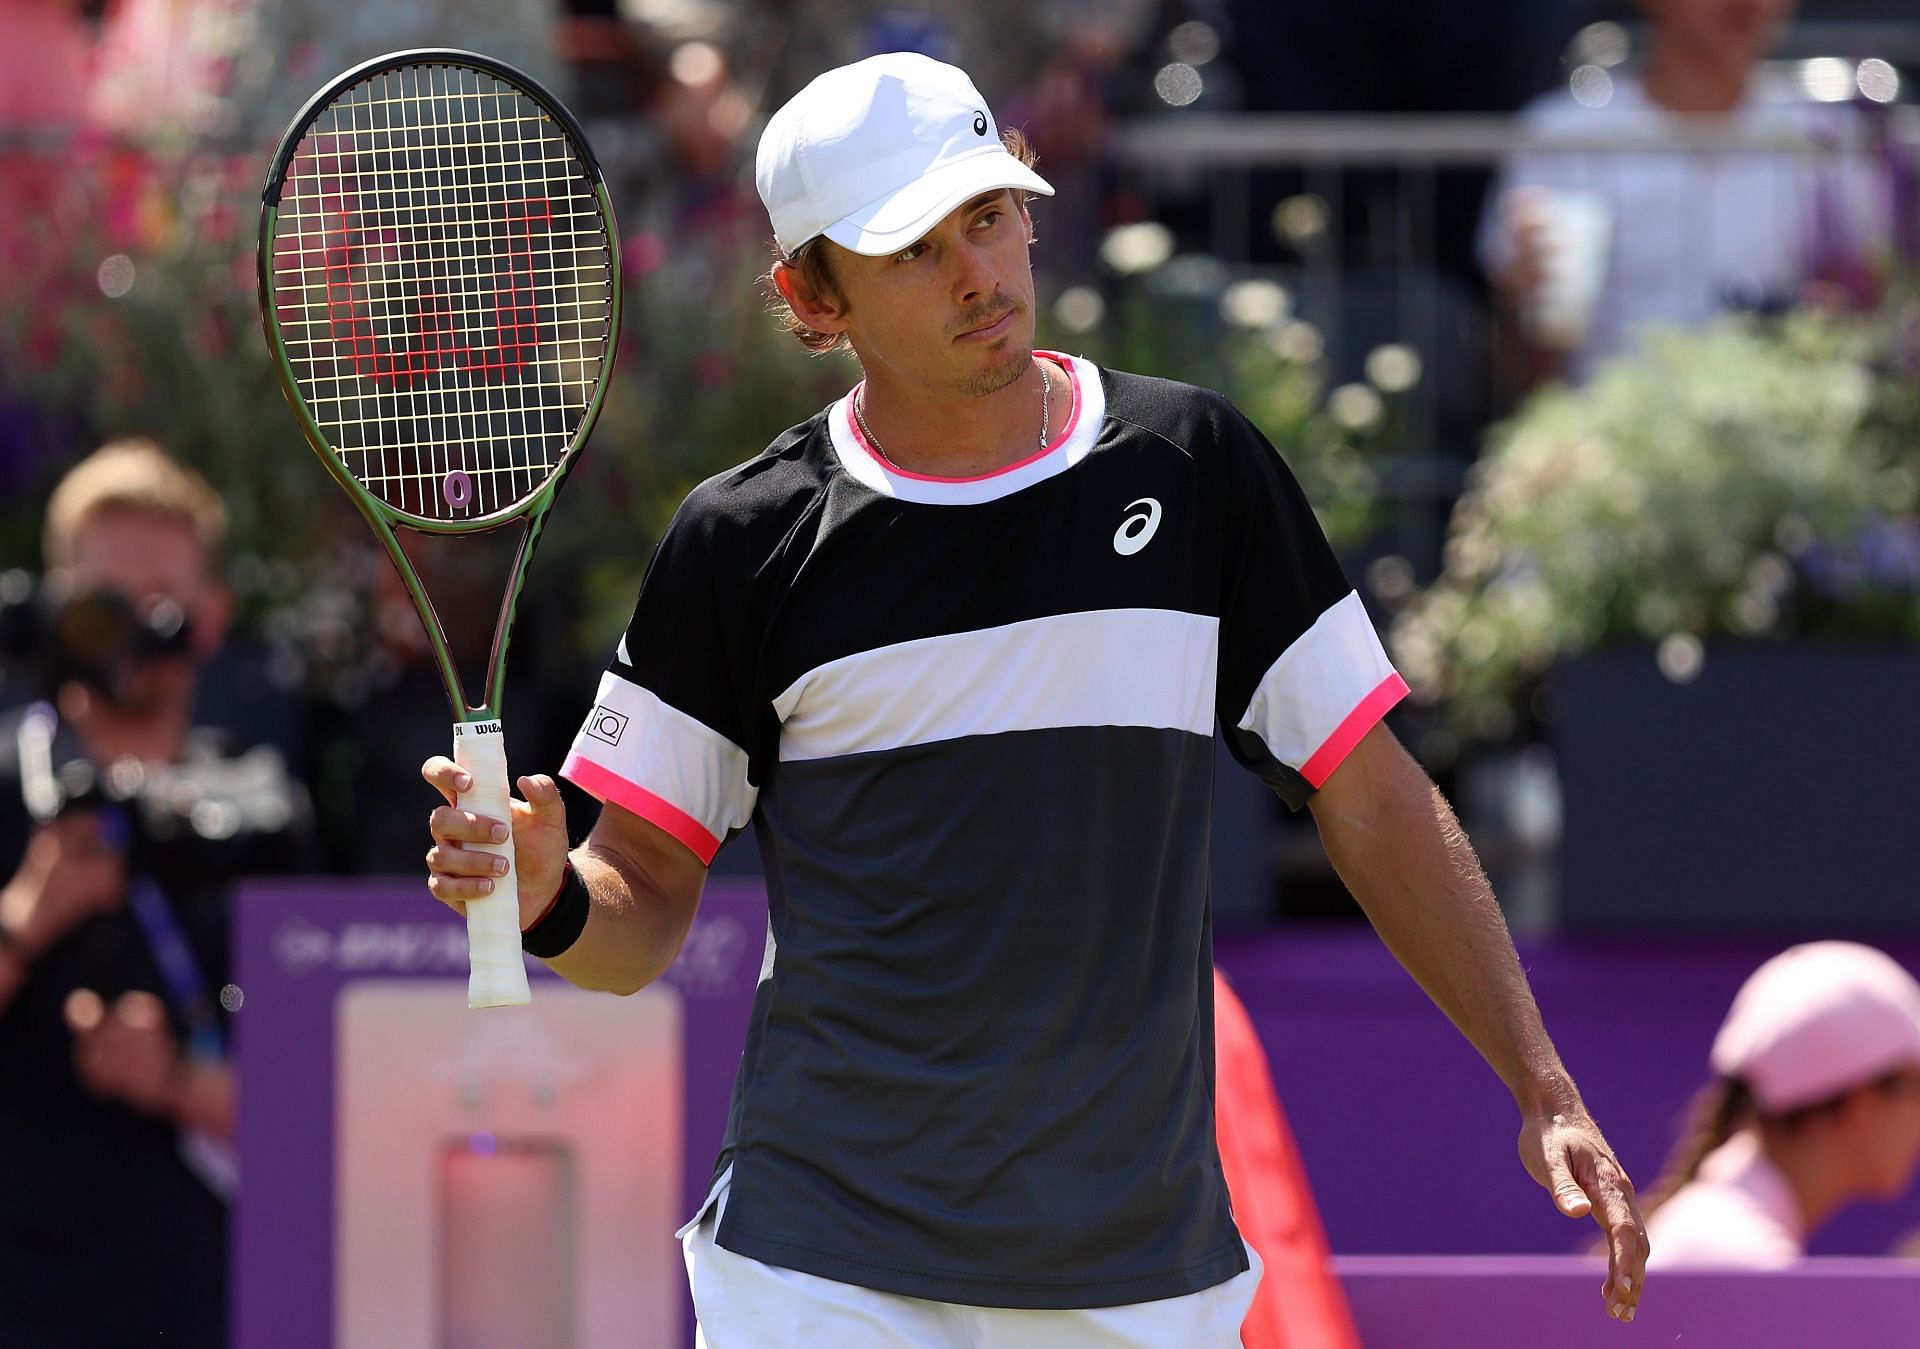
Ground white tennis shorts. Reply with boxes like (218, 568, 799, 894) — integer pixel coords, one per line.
(681, 1170, 1261, 1348)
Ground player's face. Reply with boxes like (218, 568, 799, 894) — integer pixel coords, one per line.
(829, 190, 1037, 399)
(1640, 0, 1793, 68)
(1858, 1069, 1920, 1200)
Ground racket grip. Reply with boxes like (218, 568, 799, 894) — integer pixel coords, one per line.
(452, 721, 533, 1009)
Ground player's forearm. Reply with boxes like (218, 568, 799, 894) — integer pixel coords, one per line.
(538, 844, 702, 995)
(1313, 748, 1580, 1117)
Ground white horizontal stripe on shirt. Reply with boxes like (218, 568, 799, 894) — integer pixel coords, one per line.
(772, 608, 1219, 763)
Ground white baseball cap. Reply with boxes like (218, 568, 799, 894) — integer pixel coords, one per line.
(1710, 942, 1920, 1113)
(755, 52, 1054, 258)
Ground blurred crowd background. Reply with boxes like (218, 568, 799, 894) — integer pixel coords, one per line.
(4, 0, 1920, 1341)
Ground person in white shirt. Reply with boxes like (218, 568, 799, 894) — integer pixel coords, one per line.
(1642, 942, 1920, 1268)
(1481, 0, 1887, 386)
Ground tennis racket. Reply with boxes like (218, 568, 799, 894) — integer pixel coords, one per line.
(258, 50, 622, 1008)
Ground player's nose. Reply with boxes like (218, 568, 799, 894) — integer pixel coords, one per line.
(950, 239, 1001, 306)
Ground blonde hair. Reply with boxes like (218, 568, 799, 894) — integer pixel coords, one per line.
(766, 127, 1042, 356)
(43, 438, 228, 569)
(1639, 1077, 1753, 1221)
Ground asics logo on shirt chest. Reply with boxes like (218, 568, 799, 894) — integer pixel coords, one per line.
(1113, 497, 1162, 556)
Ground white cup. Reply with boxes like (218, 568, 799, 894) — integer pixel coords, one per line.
(1518, 188, 1613, 350)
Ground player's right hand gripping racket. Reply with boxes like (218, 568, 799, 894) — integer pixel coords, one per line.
(258, 50, 622, 1007)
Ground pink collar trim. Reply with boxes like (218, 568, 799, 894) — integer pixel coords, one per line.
(843, 351, 1083, 485)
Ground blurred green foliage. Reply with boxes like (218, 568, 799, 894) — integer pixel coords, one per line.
(1392, 308, 1920, 743)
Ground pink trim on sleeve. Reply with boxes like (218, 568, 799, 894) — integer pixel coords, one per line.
(1299, 673, 1411, 789)
(561, 752, 723, 865)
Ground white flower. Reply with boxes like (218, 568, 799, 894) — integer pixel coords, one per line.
(1271, 195, 1328, 246)
(1267, 319, 1323, 365)
(97, 254, 135, 298)
(1153, 253, 1229, 299)
(1053, 286, 1105, 334)
(1656, 633, 1705, 684)
(1220, 279, 1289, 329)
(1328, 383, 1384, 433)
(1365, 343, 1422, 393)
(1099, 222, 1174, 275)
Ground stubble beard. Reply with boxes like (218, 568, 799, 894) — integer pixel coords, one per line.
(954, 341, 1033, 398)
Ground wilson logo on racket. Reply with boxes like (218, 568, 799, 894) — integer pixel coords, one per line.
(322, 197, 553, 387)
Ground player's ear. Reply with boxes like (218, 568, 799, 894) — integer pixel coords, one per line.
(772, 257, 849, 334)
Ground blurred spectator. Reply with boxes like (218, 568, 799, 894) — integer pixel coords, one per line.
(1230, 0, 1591, 279)
(0, 440, 314, 1346)
(1642, 942, 1920, 1268)
(559, 0, 670, 119)
(1481, 0, 1889, 387)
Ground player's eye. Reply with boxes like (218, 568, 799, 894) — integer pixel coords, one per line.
(972, 208, 1003, 231)
(894, 242, 927, 264)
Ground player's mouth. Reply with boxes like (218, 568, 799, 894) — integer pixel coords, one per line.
(954, 307, 1018, 343)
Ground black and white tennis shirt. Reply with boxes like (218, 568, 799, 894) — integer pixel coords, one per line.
(562, 352, 1407, 1308)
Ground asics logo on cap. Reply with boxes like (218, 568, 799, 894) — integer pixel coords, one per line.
(1113, 498, 1162, 556)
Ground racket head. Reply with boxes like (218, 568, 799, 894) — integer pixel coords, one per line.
(258, 49, 621, 535)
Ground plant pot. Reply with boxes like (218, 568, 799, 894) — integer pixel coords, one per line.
(1554, 645, 1920, 934)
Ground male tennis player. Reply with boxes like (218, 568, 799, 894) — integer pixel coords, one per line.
(424, 52, 1648, 1343)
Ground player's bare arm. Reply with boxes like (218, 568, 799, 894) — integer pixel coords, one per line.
(1307, 722, 1650, 1323)
(422, 758, 707, 995)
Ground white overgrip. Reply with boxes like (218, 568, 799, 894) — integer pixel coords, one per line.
(452, 720, 533, 1008)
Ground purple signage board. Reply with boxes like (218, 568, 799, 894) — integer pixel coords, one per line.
(232, 877, 765, 1349)
(1336, 1256, 1920, 1348)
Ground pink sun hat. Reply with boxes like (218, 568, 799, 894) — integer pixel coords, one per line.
(1710, 941, 1920, 1114)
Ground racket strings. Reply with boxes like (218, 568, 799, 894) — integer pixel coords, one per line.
(272, 62, 614, 522)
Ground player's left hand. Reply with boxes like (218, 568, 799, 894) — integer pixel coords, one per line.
(65, 988, 183, 1120)
(1519, 1108, 1648, 1323)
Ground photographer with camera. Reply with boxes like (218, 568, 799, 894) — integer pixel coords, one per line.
(0, 439, 313, 1347)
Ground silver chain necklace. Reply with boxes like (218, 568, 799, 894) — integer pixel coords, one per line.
(855, 360, 1051, 469)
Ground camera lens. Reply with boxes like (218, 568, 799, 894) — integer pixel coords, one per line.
(51, 591, 137, 672)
